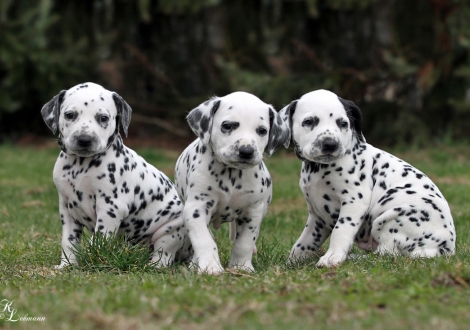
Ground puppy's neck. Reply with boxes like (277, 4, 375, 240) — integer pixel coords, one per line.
(108, 134, 127, 158)
(349, 137, 367, 159)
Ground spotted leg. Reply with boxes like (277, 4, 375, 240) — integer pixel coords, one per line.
(93, 193, 129, 236)
(289, 202, 332, 262)
(229, 221, 257, 255)
(317, 202, 367, 267)
(184, 201, 224, 275)
(151, 215, 188, 266)
(228, 204, 264, 272)
(54, 194, 82, 269)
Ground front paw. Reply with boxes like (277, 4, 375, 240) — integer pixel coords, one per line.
(288, 243, 316, 263)
(53, 260, 77, 269)
(228, 261, 255, 273)
(151, 251, 173, 267)
(316, 250, 347, 268)
(193, 256, 224, 275)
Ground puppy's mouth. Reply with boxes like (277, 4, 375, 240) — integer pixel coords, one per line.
(309, 154, 340, 164)
(304, 148, 343, 164)
(68, 147, 101, 157)
(230, 160, 258, 169)
(220, 158, 259, 169)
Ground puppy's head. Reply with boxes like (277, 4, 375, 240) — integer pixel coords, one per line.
(186, 92, 290, 169)
(41, 83, 132, 157)
(279, 89, 364, 164)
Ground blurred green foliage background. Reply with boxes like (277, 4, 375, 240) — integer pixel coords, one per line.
(1, 0, 470, 146)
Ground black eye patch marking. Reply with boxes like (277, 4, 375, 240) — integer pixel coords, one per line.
(302, 116, 319, 129)
(64, 111, 78, 121)
(221, 121, 240, 133)
(336, 118, 349, 129)
(95, 113, 111, 127)
(256, 126, 268, 137)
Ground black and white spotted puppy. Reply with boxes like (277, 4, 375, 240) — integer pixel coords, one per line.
(175, 92, 290, 274)
(280, 89, 456, 267)
(41, 82, 190, 268)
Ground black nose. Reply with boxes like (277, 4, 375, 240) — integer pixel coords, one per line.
(77, 135, 93, 147)
(321, 138, 338, 153)
(239, 145, 255, 159)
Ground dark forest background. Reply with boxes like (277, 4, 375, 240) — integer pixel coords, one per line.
(1, 0, 470, 146)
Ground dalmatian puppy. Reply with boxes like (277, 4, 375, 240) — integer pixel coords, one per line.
(41, 82, 190, 268)
(175, 92, 290, 275)
(280, 89, 456, 267)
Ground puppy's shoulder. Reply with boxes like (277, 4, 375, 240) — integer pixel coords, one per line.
(368, 144, 409, 169)
(183, 139, 212, 164)
(53, 151, 69, 168)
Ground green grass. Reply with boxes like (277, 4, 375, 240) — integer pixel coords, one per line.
(0, 143, 469, 330)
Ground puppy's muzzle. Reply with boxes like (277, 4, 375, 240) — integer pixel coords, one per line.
(77, 134, 94, 148)
(70, 133, 99, 154)
(238, 145, 255, 160)
(321, 137, 339, 154)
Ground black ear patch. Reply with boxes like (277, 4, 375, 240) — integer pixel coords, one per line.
(278, 100, 298, 148)
(338, 97, 364, 142)
(186, 98, 221, 144)
(287, 100, 298, 132)
(41, 90, 66, 134)
(112, 93, 132, 137)
(187, 109, 203, 131)
(266, 107, 290, 156)
(200, 100, 220, 133)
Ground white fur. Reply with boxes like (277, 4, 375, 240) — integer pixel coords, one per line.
(41, 83, 190, 268)
(281, 90, 456, 267)
(175, 92, 290, 274)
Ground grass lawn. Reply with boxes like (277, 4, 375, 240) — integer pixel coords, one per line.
(0, 143, 469, 329)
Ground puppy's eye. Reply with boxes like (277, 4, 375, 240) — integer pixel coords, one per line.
(302, 116, 318, 127)
(221, 121, 239, 133)
(303, 119, 313, 126)
(64, 112, 76, 120)
(222, 123, 233, 131)
(337, 120, 348, 128)
(256, 126, 268, 137)
(99, 115, 109, 124)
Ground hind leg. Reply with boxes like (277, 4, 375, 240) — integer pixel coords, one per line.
(151, 216, 187, 266)
(371, 205, 451, 258)
(409, 248, 441, 258)
(289, 207, 332, 262)
(370, 208, 409, 256)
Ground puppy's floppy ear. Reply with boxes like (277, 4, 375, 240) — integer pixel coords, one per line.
(41, 90, 66, 134)
(186, 97, 221, 145)
(278, 99, 298, 139)
(266, 107, 291, 156)
(112, 93, 132, 137)
(338, 97, 365, 142)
